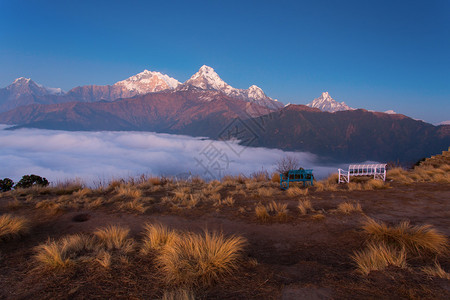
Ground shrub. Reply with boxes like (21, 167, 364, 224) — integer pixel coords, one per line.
(0, 214, 29, 240)
(0, 178, 14, 192)
(157, 230, 246, 287)
(352, 242, 407, 275)
(275, 155, 299, 174)
(14, 174, 49, 189)
(362, 218, 448, 255)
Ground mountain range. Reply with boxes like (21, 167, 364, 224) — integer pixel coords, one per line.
(0, 66, 449, 164)
(0, 65, 282, 113)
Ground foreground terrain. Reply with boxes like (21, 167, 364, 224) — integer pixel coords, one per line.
(0, 152, 449, 299)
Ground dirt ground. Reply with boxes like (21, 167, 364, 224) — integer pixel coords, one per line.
(0, 181, 449, 299)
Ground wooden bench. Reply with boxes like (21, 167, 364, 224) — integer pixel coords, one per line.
(338, 164, 387, 183)
(280, 169, 314, 190)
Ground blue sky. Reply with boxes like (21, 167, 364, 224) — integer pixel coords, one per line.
(0, 0, 449, 123)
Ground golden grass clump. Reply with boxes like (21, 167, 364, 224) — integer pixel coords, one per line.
(35, 234, 96, 269)
(255, 205, 269, 221)
(35, 200, 63, 214)
(141, 223, 179, 254)
(268, 201, 289, 219)
(223, 196, 235, 206)
(286, 186, 308, 197)
(351, 242, 407, 275)
(157, 230, 246, 287)
(0, 214, 29, 240)
(257, 187, 276, 197)
(94, 225, 134, 253)
(118, 199, 148, 213)
(337, 202, 363, 214)
(271, 173, 280, 183)
(422, 262, 450, 279)
(115, 185, 143, 199)
(362, 218, 448, 255)
(298, 198, 313, 215)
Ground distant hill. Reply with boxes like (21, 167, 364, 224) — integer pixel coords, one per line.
(1, 90, 448, 163)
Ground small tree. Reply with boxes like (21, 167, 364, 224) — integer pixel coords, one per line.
(14, 175, 49, 189)
(0, 178, 14, 192)
(275, 155, 300, 174)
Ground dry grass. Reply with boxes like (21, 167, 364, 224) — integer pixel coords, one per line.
(257, 187, 276, 197)
(94, 225, 134, 253)
(7, 198, 22, 210)
(222, 196, 235, 206)
(298, 198, 313, 215)
(0, 214, 29, 240)
(311, 213, 325, 220)
(115, 185, 142, 199)
(35, 200, 63, 214)
(422, 261, 450, 279)
(362, 218, 448, 255)
(95, 250, 112, 268)
(161, 288, 195, 300)
(255, 205, 269, 221)
(256, 201, 288, 221)
(157, 230, 246, 287)
(337, 202, 363, 214)
(141, 223, 179, 254)
(268, 201, 289, 220)
(352, 242, 407, 275)
(118, 199, 148, 213)
(271, 173, 280, 183)
(286, 186, 308, 196)
(35, 234, 97, 269)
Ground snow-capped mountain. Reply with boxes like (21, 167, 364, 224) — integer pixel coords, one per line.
(306, 92, 353, 113)
(0, 77, 65, 112)
(180, 65, 283, 110)
(114, 70, 180, 94)
(7, 77, 64, 96)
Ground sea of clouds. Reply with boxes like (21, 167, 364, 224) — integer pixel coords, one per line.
(0, 125, 343, 186)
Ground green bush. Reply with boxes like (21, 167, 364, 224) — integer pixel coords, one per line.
(14, 175, 49, 189)
(0, 178, 14, 192)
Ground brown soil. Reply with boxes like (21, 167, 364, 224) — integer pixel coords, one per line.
(0, 181, 449, 299)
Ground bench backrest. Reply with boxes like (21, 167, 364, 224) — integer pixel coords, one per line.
(348, 164, 386, 175)
(288, 169, 313, 175)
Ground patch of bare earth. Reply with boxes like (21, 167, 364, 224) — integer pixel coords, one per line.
(0, 177, 449, 299)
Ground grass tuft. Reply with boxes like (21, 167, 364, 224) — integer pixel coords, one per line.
(362, 218, 448, 255)
(94, 225, 134, 253)
(351, 242, 407, 275)
(422, 261, 450, 279)
(337, 202, 363, 214)
(157, 230, 246, 287)
(298, 198, 313, 215)
(141, 223, 179, 254)
(0, 214, 30, 240)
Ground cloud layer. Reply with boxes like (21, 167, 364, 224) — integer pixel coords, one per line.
(0, 125, 342, 185)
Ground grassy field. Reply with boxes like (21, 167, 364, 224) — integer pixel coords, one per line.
(0, 151, 449, 299)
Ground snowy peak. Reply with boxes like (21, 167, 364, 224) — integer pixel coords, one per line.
(306, 92, 353, 112)
(7, 77, 64, 96)
(114, 69, 180, 94)
(181, 65, 283, 109)
(185, 65, 229, 91)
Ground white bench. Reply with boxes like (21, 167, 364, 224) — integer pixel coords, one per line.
(338, 164, 387, 183)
